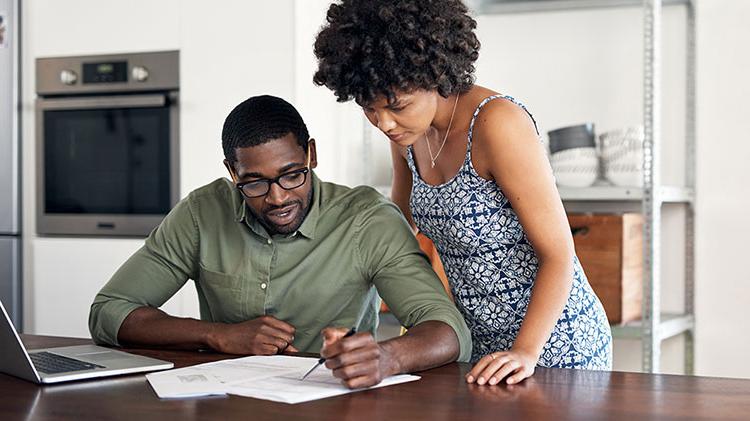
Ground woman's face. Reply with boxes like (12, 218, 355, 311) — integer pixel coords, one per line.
(362, 90, 439, 147)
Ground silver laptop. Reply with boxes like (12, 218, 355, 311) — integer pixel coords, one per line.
(0, 300, 173, 384)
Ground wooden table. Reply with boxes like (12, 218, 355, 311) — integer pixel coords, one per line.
(1, 335, 748, 420)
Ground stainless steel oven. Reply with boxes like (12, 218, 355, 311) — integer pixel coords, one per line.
(36, 51, 179, 237)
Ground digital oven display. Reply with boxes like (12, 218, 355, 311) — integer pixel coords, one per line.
(83, 61, 128, 84)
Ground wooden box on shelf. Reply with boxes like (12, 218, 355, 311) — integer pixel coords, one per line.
(567, 213, 643, 324)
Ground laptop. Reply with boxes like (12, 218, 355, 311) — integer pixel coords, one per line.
(0, 300, 174, 384)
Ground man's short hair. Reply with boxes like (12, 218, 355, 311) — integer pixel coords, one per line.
(222, 95, 310, 164)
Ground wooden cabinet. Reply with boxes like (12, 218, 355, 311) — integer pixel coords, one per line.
(568, 213, 644, 324)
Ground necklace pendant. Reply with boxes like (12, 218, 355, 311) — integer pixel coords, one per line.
(423, 92, 460, 172)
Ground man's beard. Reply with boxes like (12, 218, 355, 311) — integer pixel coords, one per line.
(251, 186, 313, 235)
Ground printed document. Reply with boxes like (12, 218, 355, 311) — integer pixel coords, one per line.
(146, 355, 420, 404)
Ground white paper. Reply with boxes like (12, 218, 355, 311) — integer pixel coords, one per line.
(146, 355, 420, 404)
(146, 368, 226, 398)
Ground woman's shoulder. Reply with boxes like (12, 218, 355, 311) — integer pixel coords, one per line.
(464, 89, 529, 126)
(465, 88, 538, 145)
(463, 88, 542, 177)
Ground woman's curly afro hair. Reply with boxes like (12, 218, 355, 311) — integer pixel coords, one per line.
(313, 0, 480, 105)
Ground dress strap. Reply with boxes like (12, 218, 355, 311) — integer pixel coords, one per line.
(408, 94, 539, 183)
(405, 145, 419, 180)
(467, 94, 540, 149)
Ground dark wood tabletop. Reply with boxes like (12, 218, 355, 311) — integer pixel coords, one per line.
(1, 335, 748, 421)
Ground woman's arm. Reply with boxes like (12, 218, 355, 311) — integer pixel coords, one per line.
(389, 142, 417, 232)
(467, 99, 575, 385)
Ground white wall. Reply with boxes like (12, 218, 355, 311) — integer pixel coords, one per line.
(693, 0, 750, 379)
(22, 0, 295, 337)
(21, 0, 750, 379)
(293, 0, 392, 187)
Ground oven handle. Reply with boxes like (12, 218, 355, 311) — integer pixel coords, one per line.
(37, 94, 167, 110)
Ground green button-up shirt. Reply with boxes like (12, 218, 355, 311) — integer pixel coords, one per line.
(89, 174, 471, 361)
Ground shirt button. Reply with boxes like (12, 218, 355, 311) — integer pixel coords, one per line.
(260, 283, 267, 290)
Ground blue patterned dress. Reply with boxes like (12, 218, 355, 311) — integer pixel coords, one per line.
(407, 94, 612, 369)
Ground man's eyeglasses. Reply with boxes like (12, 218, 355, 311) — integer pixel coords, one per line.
(236, 168, 310, 198)
(235, 146, 312, 199)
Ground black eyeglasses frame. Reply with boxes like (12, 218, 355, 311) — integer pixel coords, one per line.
(235, 167, 311, 199)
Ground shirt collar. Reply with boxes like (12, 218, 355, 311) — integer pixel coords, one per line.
(295, 173, 320, 240)
(232, 172, 321, 240)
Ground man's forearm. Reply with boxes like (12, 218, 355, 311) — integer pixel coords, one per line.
(378, 320, 460, 376)
(117, 306, 219, 350)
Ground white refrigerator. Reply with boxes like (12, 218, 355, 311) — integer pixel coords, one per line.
(0, 0, 21, 330)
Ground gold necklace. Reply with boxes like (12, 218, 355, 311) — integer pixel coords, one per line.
(425, 92, 460, 168)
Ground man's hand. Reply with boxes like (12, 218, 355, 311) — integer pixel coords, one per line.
(208, 315, 297, 355)
(320, 327, 395, 389)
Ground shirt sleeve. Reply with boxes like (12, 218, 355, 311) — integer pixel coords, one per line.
(88, 196, 200, 346)
(355, 199, 472, 362)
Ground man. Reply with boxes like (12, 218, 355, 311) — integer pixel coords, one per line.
(89, 95, 471, 388)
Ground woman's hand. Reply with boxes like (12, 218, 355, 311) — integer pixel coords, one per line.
(465, 348, 538, 385)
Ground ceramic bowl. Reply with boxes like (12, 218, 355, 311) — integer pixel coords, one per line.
(549, 146, 599, 188)
(599, 126, 644, 187)
(548, 123, 596, 154)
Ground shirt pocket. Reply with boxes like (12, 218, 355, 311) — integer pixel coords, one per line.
(198, 265, 247, 322)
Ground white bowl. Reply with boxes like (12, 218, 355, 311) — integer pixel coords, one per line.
(599, 126, 644, 187)
(603, 157, 642, 186)
(549, 147, 599, 188)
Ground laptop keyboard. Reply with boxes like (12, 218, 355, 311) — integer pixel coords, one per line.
(30, 351, 105, 374)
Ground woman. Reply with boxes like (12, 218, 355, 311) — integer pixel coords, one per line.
(313, 0, 612, 385)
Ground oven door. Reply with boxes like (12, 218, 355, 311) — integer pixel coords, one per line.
(36, 93, 179, 237)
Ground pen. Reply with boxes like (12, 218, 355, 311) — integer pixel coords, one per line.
(300, 287, 377, 381)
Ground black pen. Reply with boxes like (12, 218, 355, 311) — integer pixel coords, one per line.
(300, 287, 377, 380)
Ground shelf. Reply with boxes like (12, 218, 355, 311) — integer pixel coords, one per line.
(611, 313, 694, 341)
(472, 0, 690, 14)
(559, 185, 694, 203)
(376, 184, 694, 204)
(658, 186, 695, 203)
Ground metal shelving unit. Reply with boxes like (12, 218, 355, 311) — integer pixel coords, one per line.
(473, 0, 696, 374)
(557, 186, 694, 203)
(474, 0, 689, 14)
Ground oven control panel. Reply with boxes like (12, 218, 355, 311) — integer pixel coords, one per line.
(37, 50, 178, 95)
(82, 61, 128, 84)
